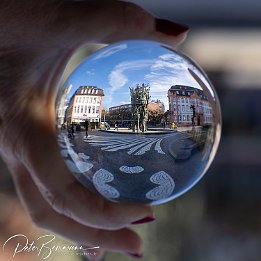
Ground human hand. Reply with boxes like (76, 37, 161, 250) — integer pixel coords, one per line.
(0, 0, 188, 259)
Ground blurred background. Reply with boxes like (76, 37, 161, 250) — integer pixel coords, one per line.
(0, 0, 260, 260)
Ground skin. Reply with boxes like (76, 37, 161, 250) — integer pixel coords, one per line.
(0, 0, 187, 259)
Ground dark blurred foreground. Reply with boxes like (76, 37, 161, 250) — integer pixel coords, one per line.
(1, 2, 261, 258)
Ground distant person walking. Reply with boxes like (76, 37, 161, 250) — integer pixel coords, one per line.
(70, 123, 74, 139)
(84, 119, 89, 138)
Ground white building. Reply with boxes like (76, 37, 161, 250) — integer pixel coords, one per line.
(66, 86, 104, 124)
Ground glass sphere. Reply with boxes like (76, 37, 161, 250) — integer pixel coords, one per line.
(56, 40, 221, 205)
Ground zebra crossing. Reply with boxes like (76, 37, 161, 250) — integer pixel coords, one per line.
(84, 135, 166, 156)
(58, 132, 176, 203)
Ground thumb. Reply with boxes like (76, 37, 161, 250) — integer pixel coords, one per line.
(52, 0, 189, 48)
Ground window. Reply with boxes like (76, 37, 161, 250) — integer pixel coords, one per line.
(92, 106, 95, 114)
(88, 106, 91, 113)
(86, 97, 89, 103)
(186, 105, 189, 111)
(178, 115, 181, 121)
(97, 99, 100, 104)
(90, 97, 93, 103)
(181, 98, 184, 103)
(81, 89, 84, 94)
(74, 106, 77, 113)
(96, 107, 99, 114)
(80, 106, 83, 113)
(183, 115, 186, 121)
(187, 115, 190, 121)
(182, 105, 185, 112)
(178, 105, 180, 111)
(94, 97, 96, 104)
(77, 106, 80, 113)
(96, 90, 98, 94)
(84, 89, 87, 94)
(79, 97, 81, 103)
(75, 97, 78, 103)
(84, 105, 87, 113)
(82, 97, 85, 103)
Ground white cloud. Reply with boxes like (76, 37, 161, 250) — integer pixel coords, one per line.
(85, 69, 95, 75)
(104, 59, 155, 108)
(144, 53, 203, 108)
(107, 59, 155, 98)
(108, 69, 128, 91)
(119, 100, 130, 105)
(92, 44, 127, 60)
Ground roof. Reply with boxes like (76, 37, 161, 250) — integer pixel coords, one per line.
(109, 104, 132, 111)
(169, 85, 208, 100)
(75, 86, 104, 96)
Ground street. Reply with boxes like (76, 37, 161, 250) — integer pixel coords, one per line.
(58, 129, 207, 204)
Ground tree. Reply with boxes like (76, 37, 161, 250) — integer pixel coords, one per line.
(148, 100, 165, 126)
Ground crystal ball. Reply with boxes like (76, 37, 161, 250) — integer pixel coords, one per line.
(56, 40, 221, 205)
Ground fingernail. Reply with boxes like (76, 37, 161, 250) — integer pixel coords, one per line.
(131, 216, 155, 225)
(155, 18, 189, 36)
(126, 252, 143, 259)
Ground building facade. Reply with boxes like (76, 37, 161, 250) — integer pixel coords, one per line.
(56, 84, 72, 127)
(66, 86, 104, 124)
(168, 85, 213, 126)
(109, 100, 166, 128)
(108, 104, 132, 127)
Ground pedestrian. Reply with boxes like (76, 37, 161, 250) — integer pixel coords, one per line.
(84, 119, 89, 138)
(71, 123, 74, 138)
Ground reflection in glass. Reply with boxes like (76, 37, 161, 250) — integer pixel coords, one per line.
(56, 40, 221, 205)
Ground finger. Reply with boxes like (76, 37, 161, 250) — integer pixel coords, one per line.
(11, 163, 144, 255)
(51, 1, 189, 48)
(16, 116, 154, 230)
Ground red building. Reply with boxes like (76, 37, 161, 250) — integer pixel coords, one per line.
(168, 85, 213, 127)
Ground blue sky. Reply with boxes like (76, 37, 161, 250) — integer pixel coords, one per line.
(64, 40, 210, 109)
